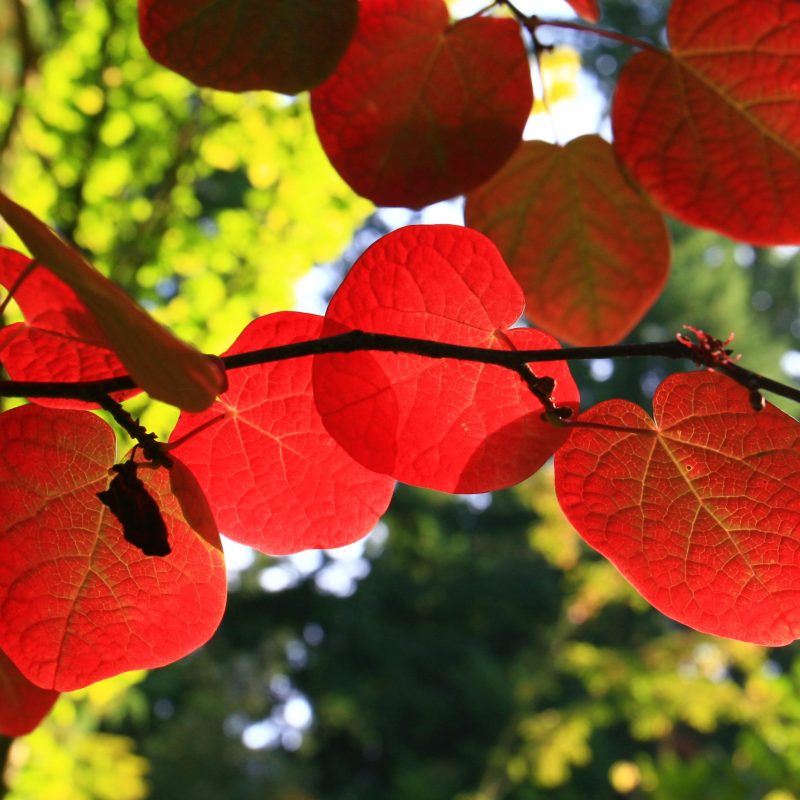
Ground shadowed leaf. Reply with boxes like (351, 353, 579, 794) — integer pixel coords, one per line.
(0, 648, 59, 736)
(612, 0, 800, 245)
(138, 0, 358, 94)
(466, 136, 670, 345)
(0, 192, 225, 411)
(310, 0, 532, 208)
(0, 247, 135, 409)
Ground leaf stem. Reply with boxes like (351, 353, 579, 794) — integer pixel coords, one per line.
(96, 395, 172, 466)
(532, 17, 664, 53)
(497, 0, 663, 54)
(0, 331, 798, 407)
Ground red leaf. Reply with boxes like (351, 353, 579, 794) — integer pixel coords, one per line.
(612, 0, 800, 245)
(465, 136, 670, 345)
(554, 371, 800, 646)
(170, 312, 395, 555)
(0, 406, 227, 691)
(0, 647, 58, 737)
(138, 0, 358, 95)
(310, 0, 533, 208)
(0, 247, 134, 409)
(0, 192, 225, 412)
(313, 225, 580, 493)
(565, 0, 600, 22)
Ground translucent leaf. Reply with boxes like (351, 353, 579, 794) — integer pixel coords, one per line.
(555, 371, 800, 646)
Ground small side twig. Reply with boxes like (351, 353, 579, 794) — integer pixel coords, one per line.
(95, 395, 172, 466)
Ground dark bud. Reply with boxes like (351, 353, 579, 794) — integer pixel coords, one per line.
(97, 460, 171, 557)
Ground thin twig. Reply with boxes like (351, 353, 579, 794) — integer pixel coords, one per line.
(498, 0, 664, 54)
(0, 332, 797, 407)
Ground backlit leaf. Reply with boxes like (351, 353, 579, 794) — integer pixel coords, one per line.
(0, 648, 58, 736)
(171, 312, 395, 555)
(564, 1, 600, 23)
(0, 405, 227, 691)
(0, 247, 134, 409)
(466, 136, 670, 345)
(138, 0, 358, 94)
(0, 192, 225, 411)
(310, 0, 533, 208)
(612, 0, 800, 245)
(554, 371, 800, 646)
(313, 225, 580, 493)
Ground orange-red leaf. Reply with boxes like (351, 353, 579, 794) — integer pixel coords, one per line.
(0, 248, 135, 409)
(0, 648, 58, 736)
(171, 312, 395, 555)
(612, 0, 800, 245)
(565, 0, 600, 22)
(0, 192, 225, 411)
(313, 225, 580, 493)
(555, 371, 800, 646)
(465, 136, 670, 345)
(138, 0, 358, 94)
(0, 406, 227, 691)
(310, 0, 533, 208)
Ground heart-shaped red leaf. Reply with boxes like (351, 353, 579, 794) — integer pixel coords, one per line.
(0, 647, 58, 736)
(0, 406, 227, 691)
(555, 370, 800, 646)
(310, 0, 533, 208)
(565, 0, 600, 22)
(466, 136, 670, 345)
(0, 248, 134, 409)
(612, 0, 800, 245)
(313, 225, 580, 493)
(138, 0, 358, 95)
(170, 312, 395, 555)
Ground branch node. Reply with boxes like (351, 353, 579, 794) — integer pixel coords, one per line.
(96, 395, 172, 467)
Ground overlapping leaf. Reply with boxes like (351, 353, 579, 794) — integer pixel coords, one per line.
(171, 312, 395, 555)
(565, 0, 600, 22)
(554, 371, 800, 646)
(0, 406, 227, 691)
(313, 225, 580, 493)
(0, 248, 134, 409)
(138, 0, 358, 94)
(0, 192, 225, 411)
(310, 0, 533, 208)
(612, 0, 800, 245)
(0, 648, 58, 736)
(466, 136, 670, 345)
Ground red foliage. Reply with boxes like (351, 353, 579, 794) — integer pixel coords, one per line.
(0, 247, 133, 409)
(0, 406, 226, 691)
(138, 0, 358, 94)
(313, 225, 579, 492)
(5, 0, 800, 737)
(171, 312, 395, 555)
(565, 0, 600, 22)
(466, 136, 670, 345)
(0, 648, 58, 737)
(310, 0, 532, 208)
(554, 371, 800, 646)
(613, 0, 800, 245)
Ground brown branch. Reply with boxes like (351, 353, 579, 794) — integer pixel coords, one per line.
(498, 1, 664, 54)
(0, 331, 797, 407)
